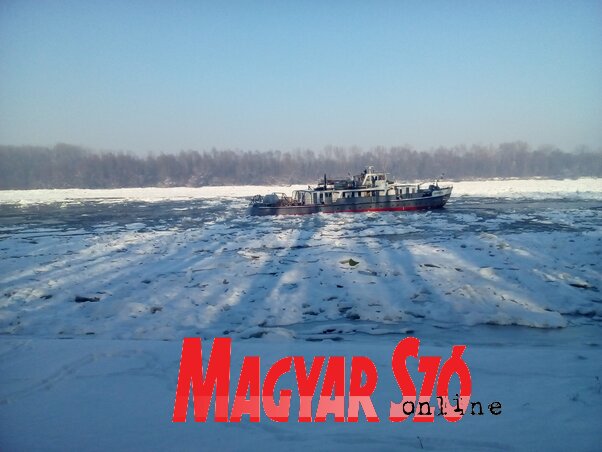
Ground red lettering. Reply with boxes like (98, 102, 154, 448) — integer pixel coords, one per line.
(172, 337, 472, 424)
(294, 356, 325, 422)
(347, 356, 379, 422)
(436, 345, 472, 422)
(414, 356, 441, 422)
(230, 356, 260, 422)
(172, 337, 231, 422)
(315, 356, 345, 422)
(389, 337, 419, 422)
(262, 357, 293, 422)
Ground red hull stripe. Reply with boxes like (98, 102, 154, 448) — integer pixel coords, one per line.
(256, 205, 444, 216)
(335, 206, 425, 213)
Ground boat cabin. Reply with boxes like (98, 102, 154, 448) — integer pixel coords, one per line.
(291, 166, 424, 206)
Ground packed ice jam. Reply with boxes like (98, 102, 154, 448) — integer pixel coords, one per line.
(173, 337, 502, 423)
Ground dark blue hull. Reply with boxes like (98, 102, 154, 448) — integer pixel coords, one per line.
(249, 192, 451, 216)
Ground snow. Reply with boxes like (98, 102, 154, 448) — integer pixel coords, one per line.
(1, 177, 601, 205)
(452, 177, 602, 199)
(1, 179, 601, 450)
(0, 186, 298, 205)
(1, 336, 600, 451)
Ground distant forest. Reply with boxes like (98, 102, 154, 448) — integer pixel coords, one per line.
(1, 142, 601, 189)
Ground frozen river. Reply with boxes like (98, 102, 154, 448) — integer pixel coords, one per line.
(1, 180, 601, 450)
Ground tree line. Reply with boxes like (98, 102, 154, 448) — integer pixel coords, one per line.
(0, 142, 600, 189)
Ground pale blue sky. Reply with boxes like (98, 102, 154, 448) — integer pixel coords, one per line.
(1, 0, 601, 152)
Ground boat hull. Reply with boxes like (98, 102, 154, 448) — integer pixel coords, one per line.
(249, 192, 451, 216)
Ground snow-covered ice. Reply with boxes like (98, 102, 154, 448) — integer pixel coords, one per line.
(1, 179, 601, 450)
(1, 177, 601, 205)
